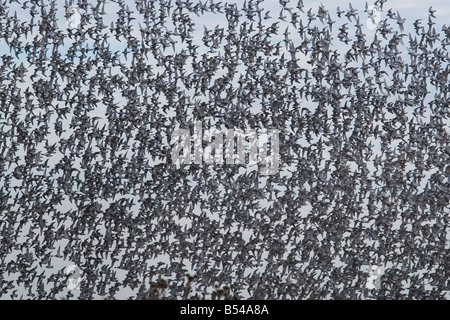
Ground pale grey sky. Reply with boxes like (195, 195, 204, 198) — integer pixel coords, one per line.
(1, 0, 449, 300)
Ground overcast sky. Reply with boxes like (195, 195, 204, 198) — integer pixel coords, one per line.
(1, 0, 449, 300)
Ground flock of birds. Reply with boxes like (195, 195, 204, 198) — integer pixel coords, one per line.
(0, 0, 449, 299)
